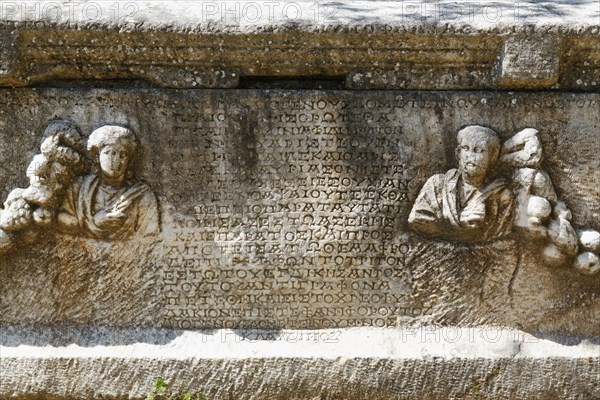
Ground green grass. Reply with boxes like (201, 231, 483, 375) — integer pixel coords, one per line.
(146, 377, 207, 400)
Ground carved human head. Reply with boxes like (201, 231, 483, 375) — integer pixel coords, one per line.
(87, 126, 139, 181)
(23, 154, 70, 207)
(456, 125, 501, 186)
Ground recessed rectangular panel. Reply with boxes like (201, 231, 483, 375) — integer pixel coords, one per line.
(0, 89, 598, 335)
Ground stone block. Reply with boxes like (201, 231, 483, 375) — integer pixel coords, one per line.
(1, 1, 599, 398)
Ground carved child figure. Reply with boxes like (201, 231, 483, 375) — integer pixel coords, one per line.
(0, 120, 86, 253)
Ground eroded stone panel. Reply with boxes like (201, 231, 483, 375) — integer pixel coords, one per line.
(0, 26, 16, 76)
(0, 89, 598, 335)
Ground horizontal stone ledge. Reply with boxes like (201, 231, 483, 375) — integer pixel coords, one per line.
(1, 1, 599, 33)
(1, 326, 599, 400)
(1, 326, 599, 360)
(2, 29, 597, 90)
(0, 1, 598, 89)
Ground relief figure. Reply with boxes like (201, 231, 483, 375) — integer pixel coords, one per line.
(0, 121, 159, 254)
(408, 125, 599, 275)
(408, 126, 514, 242)
(58, 125, 159, 240)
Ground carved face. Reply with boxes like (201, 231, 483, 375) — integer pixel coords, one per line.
(457, 132, 497, 185)
(99, 142, 131, 180)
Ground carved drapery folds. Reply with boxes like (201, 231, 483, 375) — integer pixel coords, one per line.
(0, 121, 158, 253)
(1, 120, 597, 276)
(409, 126, 599, 275)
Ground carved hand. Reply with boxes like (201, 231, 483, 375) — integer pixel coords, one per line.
(460, 211, 485, 228)
(94, 210, 127, 230)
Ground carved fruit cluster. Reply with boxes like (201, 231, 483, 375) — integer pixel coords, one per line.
(0, 120, 86, 253)
(575, 230, 600, 275)
(508, 129, 599, 275)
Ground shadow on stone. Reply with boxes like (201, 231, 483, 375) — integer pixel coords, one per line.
(0, 323, 220, 347)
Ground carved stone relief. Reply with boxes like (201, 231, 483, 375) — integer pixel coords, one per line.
(0, 121, 159, 253)
(408, 126, 514, 242)
(0, 89, 598, 335)
(409, 126, 599, 275)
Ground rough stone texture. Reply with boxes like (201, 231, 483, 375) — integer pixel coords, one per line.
(0, 25, 16, 76)
(0, 1, 599, 89)
(4, 356, 598, 400)
(1, 1, 599, 399)
(1, 89, 599, 336)
(1, 326, 599, 400)
(498, 35, 561, 89)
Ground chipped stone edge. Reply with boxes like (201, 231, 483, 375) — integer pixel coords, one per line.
(1, 326, 599, 360)
(1, 326, 599, 399)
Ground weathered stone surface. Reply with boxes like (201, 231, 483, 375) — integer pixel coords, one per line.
(1, 326, 599, 400)
(1, 2, 599, 398)
(0, 25, 16, 76)
(498, 36, 560, 89)
(0, 1, 599, 89)
(1, 89, 599, 336)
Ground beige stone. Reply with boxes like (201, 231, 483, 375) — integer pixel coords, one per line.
(1, 2, 599, 398)
(575, 252, 600, 275)
(579, 229, 600, 253)
(1, 89, 599, 335)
